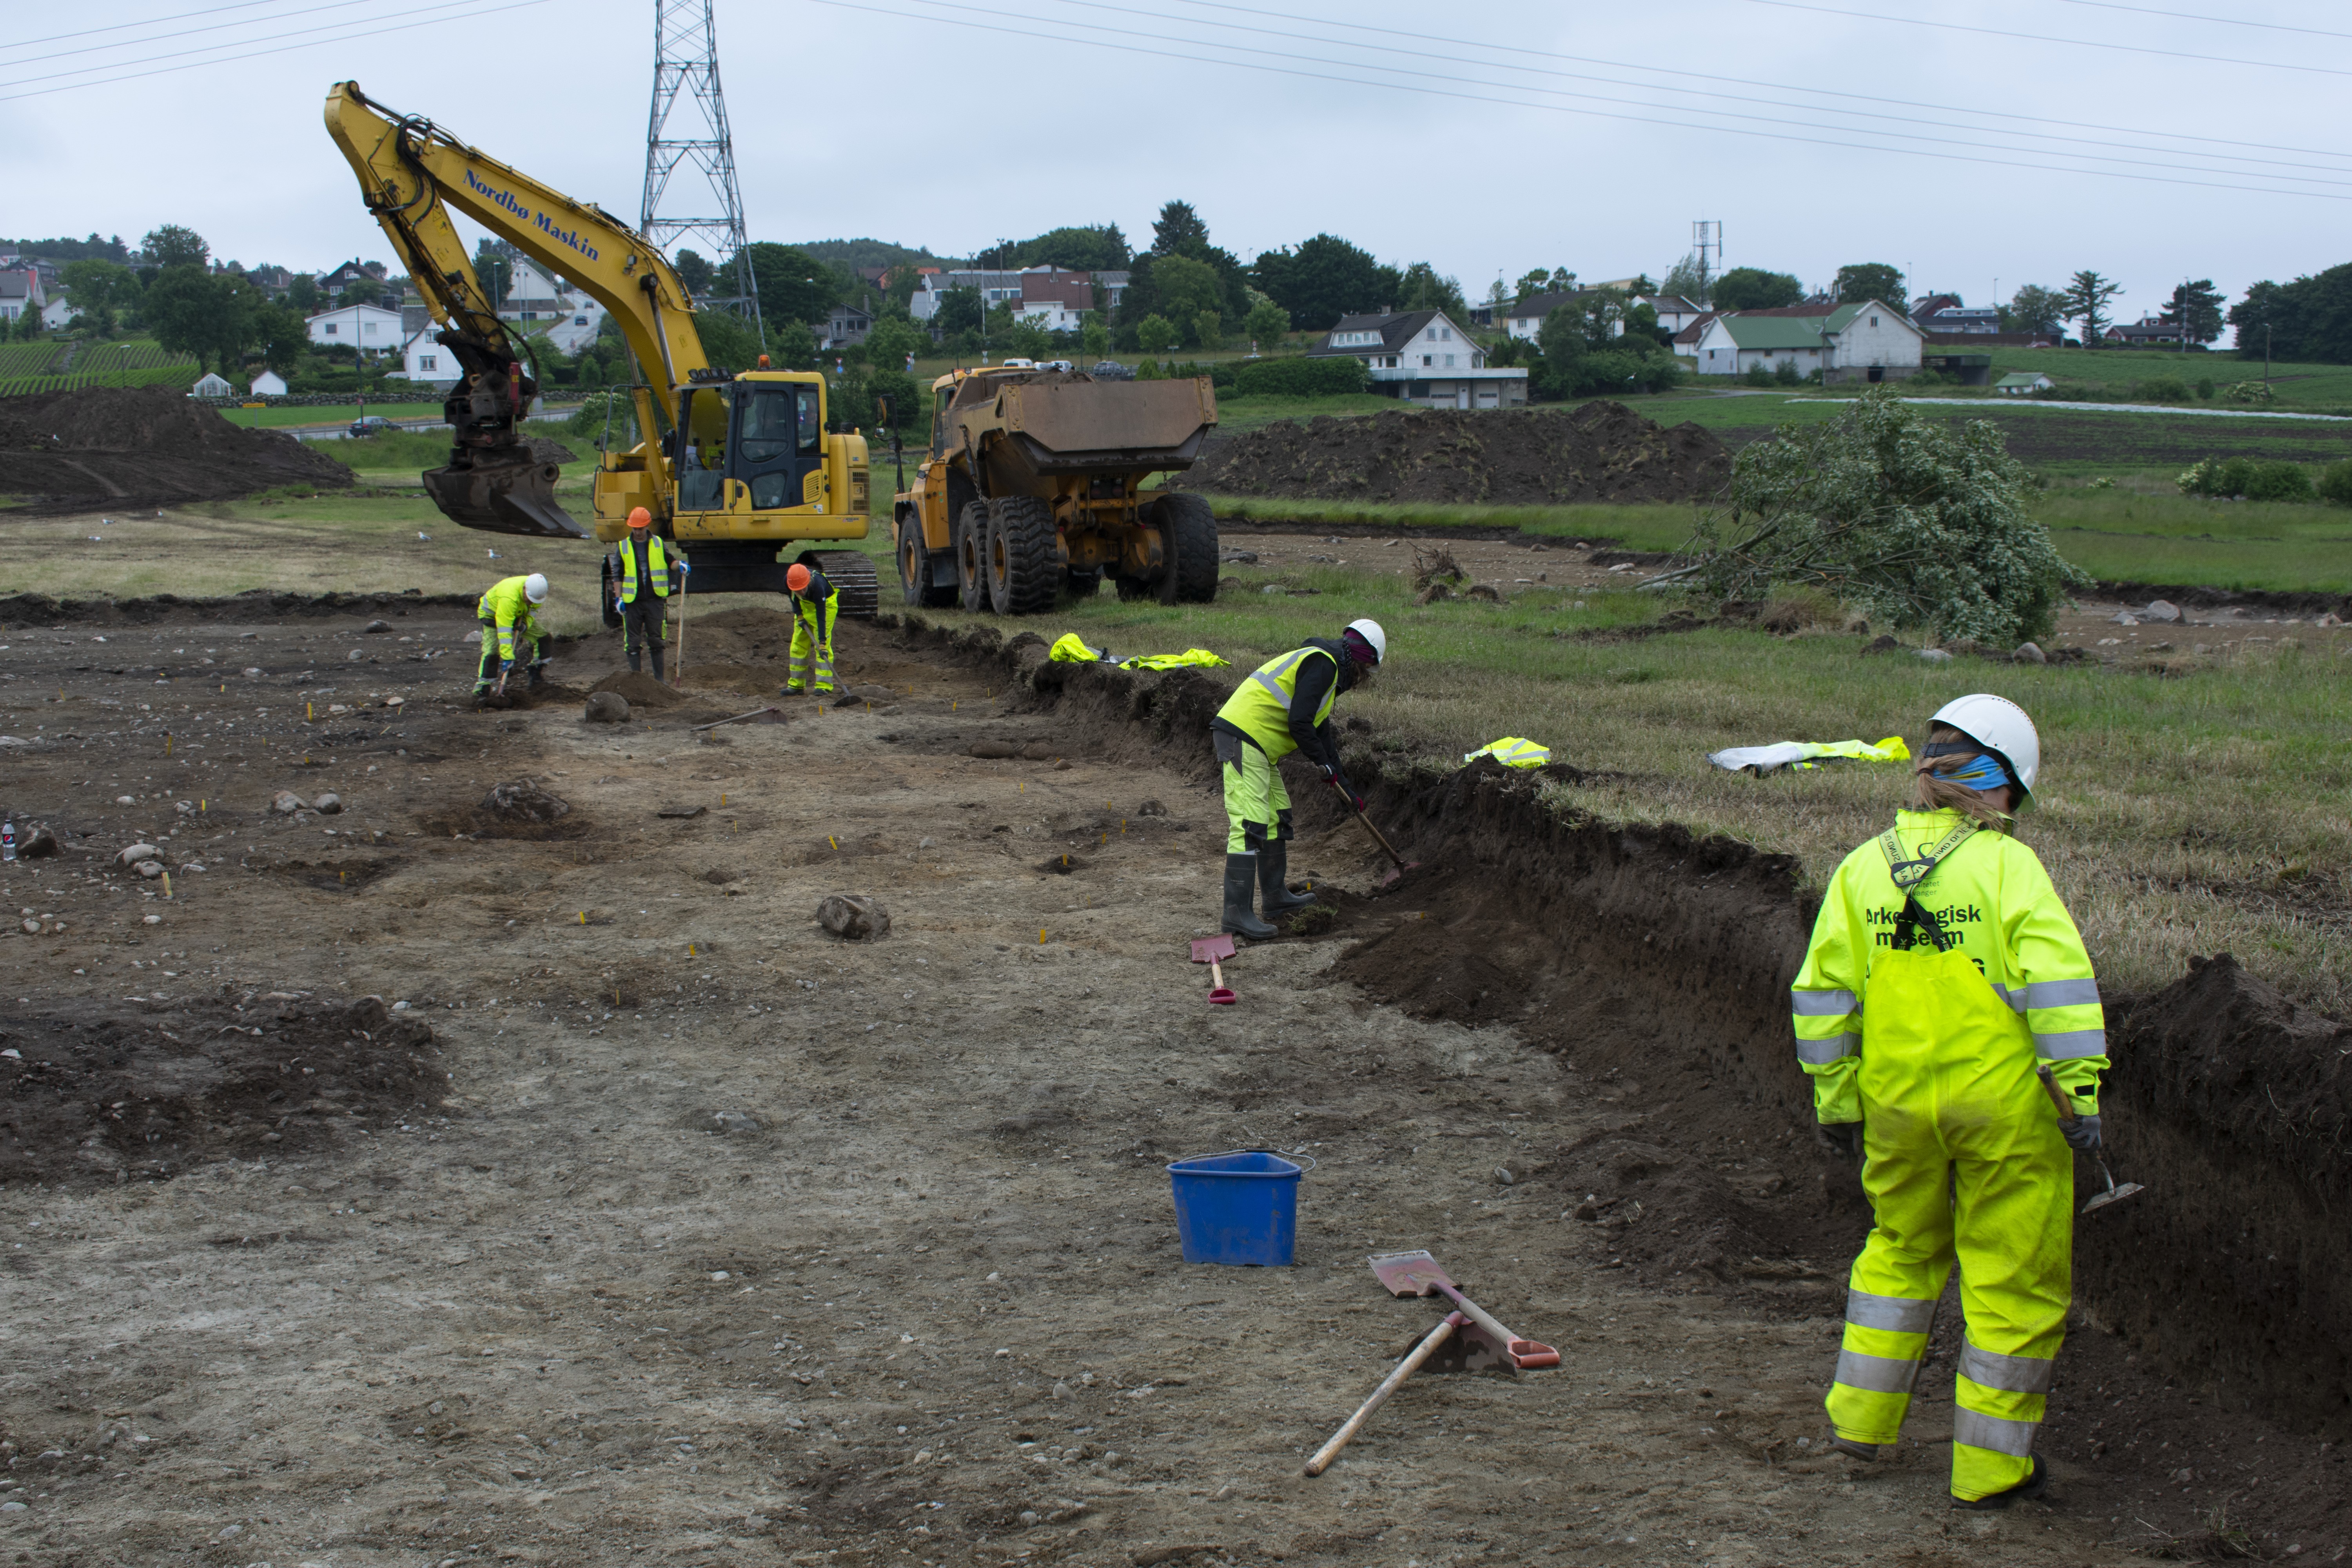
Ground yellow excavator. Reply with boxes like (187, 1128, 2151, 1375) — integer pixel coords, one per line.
(322, 81, 877, 616)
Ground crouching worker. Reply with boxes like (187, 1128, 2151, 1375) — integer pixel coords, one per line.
(1790, 694, 2107, 1510)
(613, 506, 680, 681)
(783, 558, 838, 695)
(475, 571, 550, 705)
(1209, 619, 1385, 939)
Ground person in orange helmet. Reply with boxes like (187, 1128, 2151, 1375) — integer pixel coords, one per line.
(610, 506, 680, 681)
(782, 556, 837, 696)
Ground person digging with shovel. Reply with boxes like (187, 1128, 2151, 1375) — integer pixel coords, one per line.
(1789, 694, 2109, 1511)
(1210, 618, 1384, 939)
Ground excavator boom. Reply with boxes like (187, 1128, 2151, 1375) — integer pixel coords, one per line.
(324, 81, 706, 539)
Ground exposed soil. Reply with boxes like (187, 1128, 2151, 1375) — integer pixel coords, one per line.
(0, 592, 2342, 1566)
(0, 385, 356, 513)
(1175, 402, 1731, 505)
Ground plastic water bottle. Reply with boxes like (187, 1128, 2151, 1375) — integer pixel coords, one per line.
(1, 819, 15, 862)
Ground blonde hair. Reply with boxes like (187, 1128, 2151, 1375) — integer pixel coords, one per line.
(1913, 723, 2014, 831)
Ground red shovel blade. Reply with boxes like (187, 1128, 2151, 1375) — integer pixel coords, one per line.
(1207, 985, 1236, 1005)
(1190, 934, 1237, 965)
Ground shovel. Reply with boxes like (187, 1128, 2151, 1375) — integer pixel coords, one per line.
(1190, 933, 1237, 1005)
(1304, 1310, 1466, 1477)
(2038, 1067, 2145, 1216)
(1331, 777, 1419, 890)
(1368, 1250, 1559, 1369)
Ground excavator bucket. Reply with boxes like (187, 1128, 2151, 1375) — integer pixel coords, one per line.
(423, 452, 586, 539)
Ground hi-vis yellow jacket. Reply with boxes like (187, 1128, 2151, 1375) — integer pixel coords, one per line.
(1215, 644, 1340, 761)
(615, 535, 675, 603)
(1791, 808, 2108, 1122)
(476, 575, 541, 662)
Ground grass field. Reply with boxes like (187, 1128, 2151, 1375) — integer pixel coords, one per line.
(218, 402, 450, 429)
(1903, 345, 2352, 412)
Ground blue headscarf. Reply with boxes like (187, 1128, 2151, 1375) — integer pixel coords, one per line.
(1939, 753, 2011, 791)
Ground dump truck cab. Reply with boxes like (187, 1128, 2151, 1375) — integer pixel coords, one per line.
(892, 361, 1220, 615)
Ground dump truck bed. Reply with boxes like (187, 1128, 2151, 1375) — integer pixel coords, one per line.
(989, 375, 1219, 476)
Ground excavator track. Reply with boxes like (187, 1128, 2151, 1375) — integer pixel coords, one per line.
(810, 550, 880, 621)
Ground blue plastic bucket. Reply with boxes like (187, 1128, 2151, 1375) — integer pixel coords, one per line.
(1166, 1149, 1313, 1267)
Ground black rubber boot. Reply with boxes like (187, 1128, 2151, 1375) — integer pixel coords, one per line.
(1259, 840, 1316, 913)
(1221, 853, 1278, 940)
(626, 646, 641, 674)
(1952, 1456, 2047, 1510)
(527, 662, 548, 690)
(651, 648, 666, 683)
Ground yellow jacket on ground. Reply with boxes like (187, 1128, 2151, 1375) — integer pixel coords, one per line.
(1790, 806, 2108, 1121)
(477, 576, 542, 663)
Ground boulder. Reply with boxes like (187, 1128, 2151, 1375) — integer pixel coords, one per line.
(272, 791, 308, 815)
(1915, 647, 1955, 664)
(19, 826, 57, 859)
(584, 691, 631, 724)
(312, 793, 343, 815)
(134, 860, 165, 880)
(2143, 599, 2181, 622)
(815, 893, 890, 941)
(2013, 642, 2048, 664)
(114, 842, 161, 868)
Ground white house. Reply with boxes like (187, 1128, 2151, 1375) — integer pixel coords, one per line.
(42, 291, 76, 330)
(1638, 294, 1708, 335)
(392, 328, 461, 386)
(1503, 289, 1706, 341)
(307, 303, 405, 354)
(1310, 308, 1528, 408)
(248, 370, 288, 397)
(1995, 372, 2054, 396)
(191, 372, 233, 398)
(1690, 300, 1924, 383)
(495, 260, 607, 353)
(0, 269, 42, 323)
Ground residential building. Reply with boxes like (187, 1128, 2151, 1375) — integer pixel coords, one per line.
(191, 372, 234, 398)
(42, 291, 76, 330)
(1639, 294, 1708, 335)
(1503, 290, 1705, 340)
(1310, 309, 1528, 408)
(317, 259, 387, 298)
(392, 329, 460, 385)
(818, 302, 873, 350)
(1502, 290, 1579, 340)
(2105, 315, 2186, 347)
(1925, 305, 2001, 334)
(909, 265, 1124, 322)
(0, 269, 45, 323)
(306, 302, 406, 353)
(249, 370, 288, 397)
(1689, 300, 1924, 382)
(495, 261, 606, 353)
(1909, 292, 1964, 330)
(1995, 372, 2054, 396)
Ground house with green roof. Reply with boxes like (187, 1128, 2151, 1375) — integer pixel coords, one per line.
(1996, 372, 2054, 396)
(1690, 299, 1924, 384)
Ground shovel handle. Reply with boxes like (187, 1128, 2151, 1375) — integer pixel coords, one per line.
(2037, 1066, 2079, 1123)
(1333, 778, 1407, 869)
(1209, 959, 1225, 989)
(1432, 1282, 1560, 1370)
(1304, 1312, 1463, 1476)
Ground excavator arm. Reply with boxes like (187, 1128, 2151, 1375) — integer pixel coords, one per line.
(324, 81, 708, 538)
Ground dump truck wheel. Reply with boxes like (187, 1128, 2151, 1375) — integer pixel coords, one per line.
(984, 496, 1058, 616)
(1113, 570, 1156, 602)
(1154, 491, 1221, 604)
(955, 500, 991, 613)
(897, 508, 955, 608)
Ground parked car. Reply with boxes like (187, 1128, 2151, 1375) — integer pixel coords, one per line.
(1090, 360, 1134, 381)
(348, 414, 397, 438)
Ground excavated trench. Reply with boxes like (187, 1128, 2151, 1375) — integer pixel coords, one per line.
(884, 609, 2352, 1536)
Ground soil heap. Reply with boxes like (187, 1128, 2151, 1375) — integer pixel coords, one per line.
(0, 384, 354, 514)
(1174, 400, 1731, 505)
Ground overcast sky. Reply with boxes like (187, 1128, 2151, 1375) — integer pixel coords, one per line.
(5, 0, 2346, 337)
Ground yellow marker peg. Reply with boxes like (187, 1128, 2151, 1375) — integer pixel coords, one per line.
(688, 943, 696, 957)
(1018, 782, 1024, 793)
(307, 702, 313, 722)
(829, 835, 838, 850)
(200, 800, 206, 813)
(1038, 928, 1046, 944)
(1062, 855, 1068, 867)
(721, 793, 726, 807)
(164, 735, 171, 755)
(162, 872, 174, 900)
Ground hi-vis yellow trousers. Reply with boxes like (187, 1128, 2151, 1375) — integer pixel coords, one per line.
(1829, 942, 2073, 1502)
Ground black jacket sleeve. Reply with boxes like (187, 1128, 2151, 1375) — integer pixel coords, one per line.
(1287, 651, 1342, 771)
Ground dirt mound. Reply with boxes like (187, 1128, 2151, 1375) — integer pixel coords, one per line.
(479, 780, 570, 824)
(0, 992, 442, 1186)
(591, 670, 689, 706)
(0, 385, 355, 513)
(1173, 401, 1731, 505)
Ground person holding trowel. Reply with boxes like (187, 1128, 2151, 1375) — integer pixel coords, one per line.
(473, 570, 551, 707)
(1209, 619, 1385, 939)
(1789, 694, 2108, 1511)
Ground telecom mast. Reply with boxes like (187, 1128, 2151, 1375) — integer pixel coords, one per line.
(641, 0, 761, 332)
(1691, 220, 1722, 307)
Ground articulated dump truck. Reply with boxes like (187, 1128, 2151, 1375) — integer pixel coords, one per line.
(890, 363, 1220, 613)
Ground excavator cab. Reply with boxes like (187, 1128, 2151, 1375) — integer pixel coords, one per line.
(669, 376, 828, 523)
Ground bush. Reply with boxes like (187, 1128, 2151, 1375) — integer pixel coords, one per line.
(1685, 387, 2087, 646)
(1773, 358, 1802, 386)
(1232, 355, 1370, 397)
(2139, 374, 2191, 403)
(2243, 461, 2314, 503)
(1742, 362, 1773, 386)
(2196, 376, 2216, 399)
(2318, 460, 2352, 506)
(2224, 380, 2276, 404)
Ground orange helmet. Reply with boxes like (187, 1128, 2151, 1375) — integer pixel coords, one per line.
(627, 506, 652, 530)
(786, 563, 812, 592)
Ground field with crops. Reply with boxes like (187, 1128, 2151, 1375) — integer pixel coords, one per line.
(0, 338, 200, 397)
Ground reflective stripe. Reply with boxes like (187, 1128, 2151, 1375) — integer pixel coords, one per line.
(1846, 1290, 1936, 1334)
(1249, 671, 1292, 708)
(1989, 981, 2024, 1013)
(1959, 1338, 2055, 1395)
(1833, 1348, 1920, 1394)
(1951, 1407, 2039, 1457)
(1791, 988, 1858, 1016)
(2020, 978, 2101, 1011)
(2034, 1028, 2107, 1061)
(1797, 1033, 1857, 1065)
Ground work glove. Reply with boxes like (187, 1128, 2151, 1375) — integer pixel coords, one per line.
(2061, 1113, 2103, 1152)
(1322, 764, 1365, 813)
(499, 659, 516, 673)
(1820, 1122, 1864, 1160)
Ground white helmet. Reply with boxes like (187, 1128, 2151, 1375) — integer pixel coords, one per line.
(1344, 618, 1387, 665)
(1931, 693, 2040, 807)
(524, 572, 550, 604)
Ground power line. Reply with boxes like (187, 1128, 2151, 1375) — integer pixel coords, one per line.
(1053, 0, 2352, 182)
(0, 0, 386, 71)
(1746, 0, 2352, 78)
(2052, 0, 2352, 40)
(0, 0, 316, 56)
(0, 0, 557, 103)
(1155, 0, 2351, 164)
(840, 0, 2352, 196)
